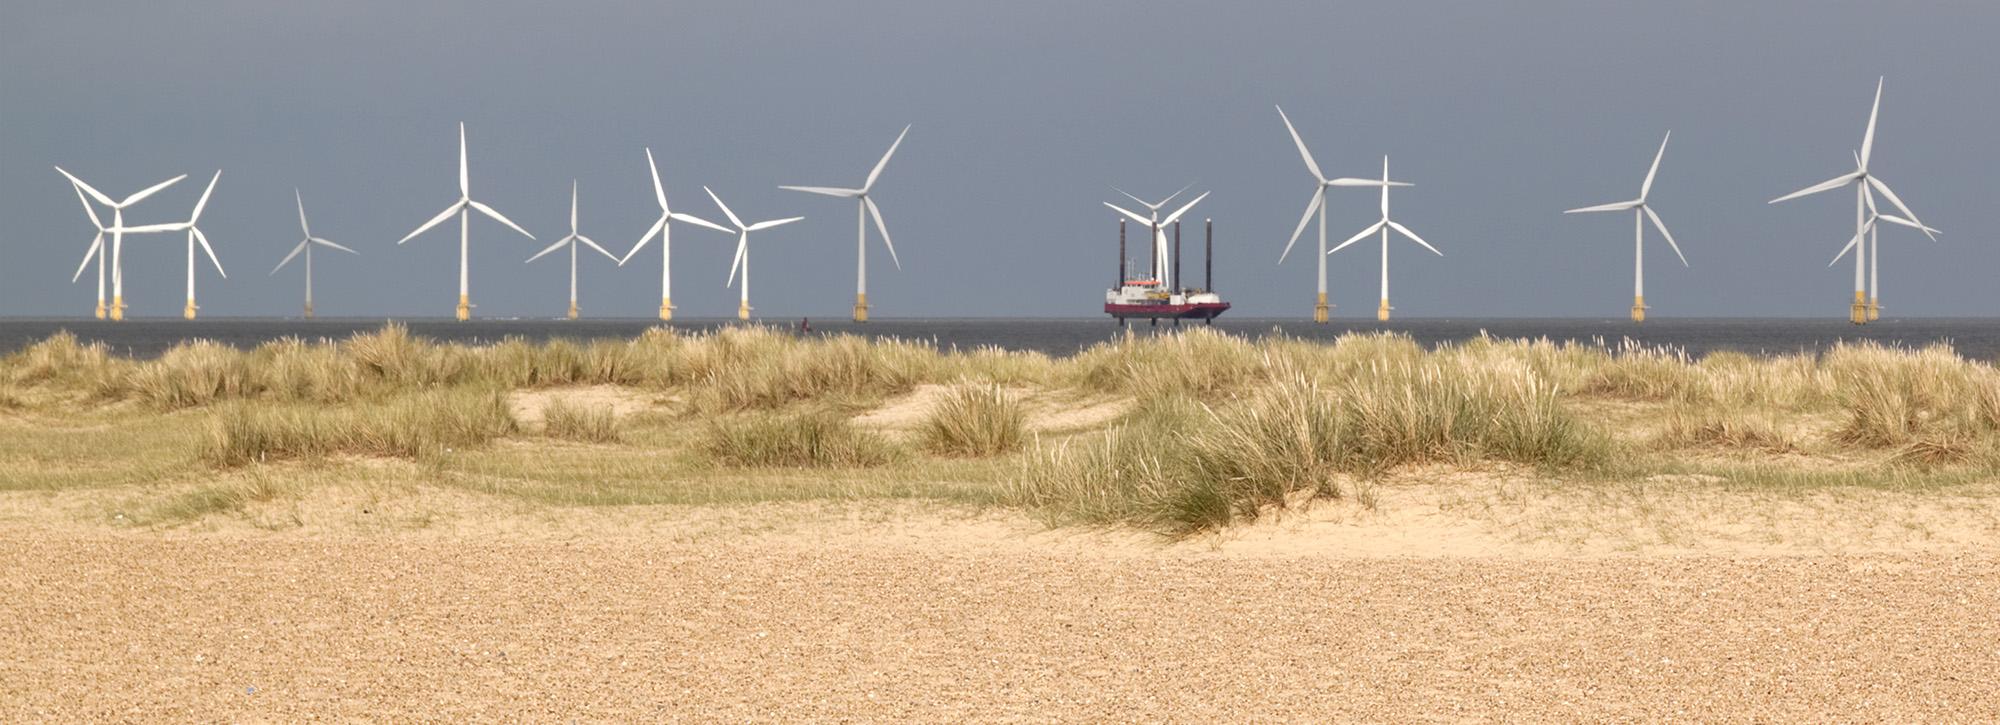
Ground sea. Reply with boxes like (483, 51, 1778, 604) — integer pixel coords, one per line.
(4, 317, 2000, 361)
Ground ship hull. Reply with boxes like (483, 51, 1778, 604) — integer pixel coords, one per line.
(1104, 301, 1231, 321)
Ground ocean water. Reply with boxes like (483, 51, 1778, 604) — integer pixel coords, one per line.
(4, 317, 2000, 360)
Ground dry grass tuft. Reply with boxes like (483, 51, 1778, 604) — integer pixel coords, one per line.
(919, 384, 1026, 457)
(201, 390, 518, 466)
(701, 411, 900, 468)
(541, 399, 621, 443)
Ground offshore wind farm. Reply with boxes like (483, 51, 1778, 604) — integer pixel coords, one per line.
(5, 3, 2000, 722)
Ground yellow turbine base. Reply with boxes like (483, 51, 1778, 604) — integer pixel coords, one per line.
(567, 302, 579, 320)
(1377, 299, 1391, 322)
(1631, 295, 1647, 323)
(854, 293, 869, 323)
(456, 295, 471, 322)
(1313, 292, 1330, 324)
(94, 302, 106, 320)
(183, 300, 197, 320)
(303, 303, 314, 320)
(1849, 291, 1868, 325)
(658, 298, 673, 322)
(1868, 298, 1880, 321)
(737, 301, 751, 321)
(109, 296, 125, 322)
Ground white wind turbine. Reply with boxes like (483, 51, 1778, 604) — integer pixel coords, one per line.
(1274, 106, 1409, 323)
(1105, 182, 1191, 287)
(621, 148, 732, 321)
(527, 181, 620, 320)
(1769, 77, 1937, 324)
(1327, 157, 1441, 321)
(1827, 177, 1939, 295)
(779, 124, 910, 322)
(396, 122, 537, 321)
(271, 190, 359, 318)
(119, 171, 225, 319)
(705, 187, 804, 320)
(1564, 132, 1687, 323)
(54, 168, 186, 320)
(1105, 191, 1210, 292)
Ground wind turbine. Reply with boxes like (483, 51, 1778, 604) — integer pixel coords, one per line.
(54, 168, 186, 320)
(705, 187, 803, 321)
(779, 124, 910, 322)
(621, 148, 731, 321)
(272, 190, 358, 318)
(1327, 157, 1440, 321)
(1273, 106, 1409, 323)
(1104, 191, 1210, 292)
(1564, 132, 1687, 323)
(1826, 177, 1939, 308)
(396, 122, 537, 321)
(120, 171, 225, 319)
(1769, 77, 1937, 324)
(1104, 182, 1190, 287)
(527, 181, 619, 320)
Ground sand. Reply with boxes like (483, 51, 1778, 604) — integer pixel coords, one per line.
(3, 494, 1999, 721)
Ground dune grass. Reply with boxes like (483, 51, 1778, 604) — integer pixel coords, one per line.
(3, 324, 1997, 534)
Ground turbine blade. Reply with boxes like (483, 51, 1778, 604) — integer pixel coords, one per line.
(1865, 176, 1936, 241)
(1861, 76, 1882, 167)
(1278, 187, 1325, 264)
(190, 170, 221, 222)
(622, 217, 664, 265)
(578, 235, 618, 261)
(1828, 224, 1869, 267)
(1112, 186, 1150, 209)
(726, 235, 747, 287)
(1643, 205, 1688, 267)
(194, 227, 225, 278)
(56, 167, 115, 207)
(865, 196, 900, 271)
(670, 211, 733, 234)
(272, 241, 308, 275)
(1565, 199, 1643, 214)
(117, 222, 191, 233)
(1103, 202, 1152, 226)
(72, 233, 103, 283)
(1275, 105, 1326, 182)
(569, 180, 578, 232)
(1328, 219, 1386, 255)
(121, 174, 187, 206)
(1769, 171, 1862, 204)
(526, 235, 571, 263)
(1875, 214, 1934, 234)
(645, 147, 668, 210)
(398, 200, 466, 244)
(1157, 182, 1195, 208)
(469, 199, 535, 240)
(311, 237, 358, 254)
(1640, 130, 1670, 200)
(1387, 220, 1442, 256)
(458, 122, 469, 197)
(295, 189, 311, 237)
(778, 185, 864, 198)
(704, 186, 745, 229)
(70, 182, 105, 229)
(1327, 178, 1389, 187)
(1160, 191, 1210, 226)
(745, 216, 804, 232)
(863, 124, 909, 191)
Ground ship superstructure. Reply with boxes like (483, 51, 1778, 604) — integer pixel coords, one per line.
(1102, 209, 1230, 325)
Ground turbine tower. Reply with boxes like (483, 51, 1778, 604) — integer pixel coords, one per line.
(1769, 77, 1937, 324)
(527, 181, 620, 320)
(1274, 106, 1408, 323)
(705, 187, 803, 321)
(1564, 132, 1688, 323)
(272, 190, 359, 319)
(780, 124, 910, 322)
(1327, 157, 1441, 321)
(621, 148, 731, 321)
(121, 172, 225, 319)
(396, 122, 537, 321)
(1105, 191, 1209, 292)
(54, 168, 186, 320)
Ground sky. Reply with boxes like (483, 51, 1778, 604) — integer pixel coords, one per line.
(3, 0, 1995, 320)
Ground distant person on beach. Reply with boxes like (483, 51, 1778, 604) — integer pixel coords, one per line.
(800, 317, 811, 333)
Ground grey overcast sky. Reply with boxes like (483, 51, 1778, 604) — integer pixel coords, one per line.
(3, 0, 1995, 319)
